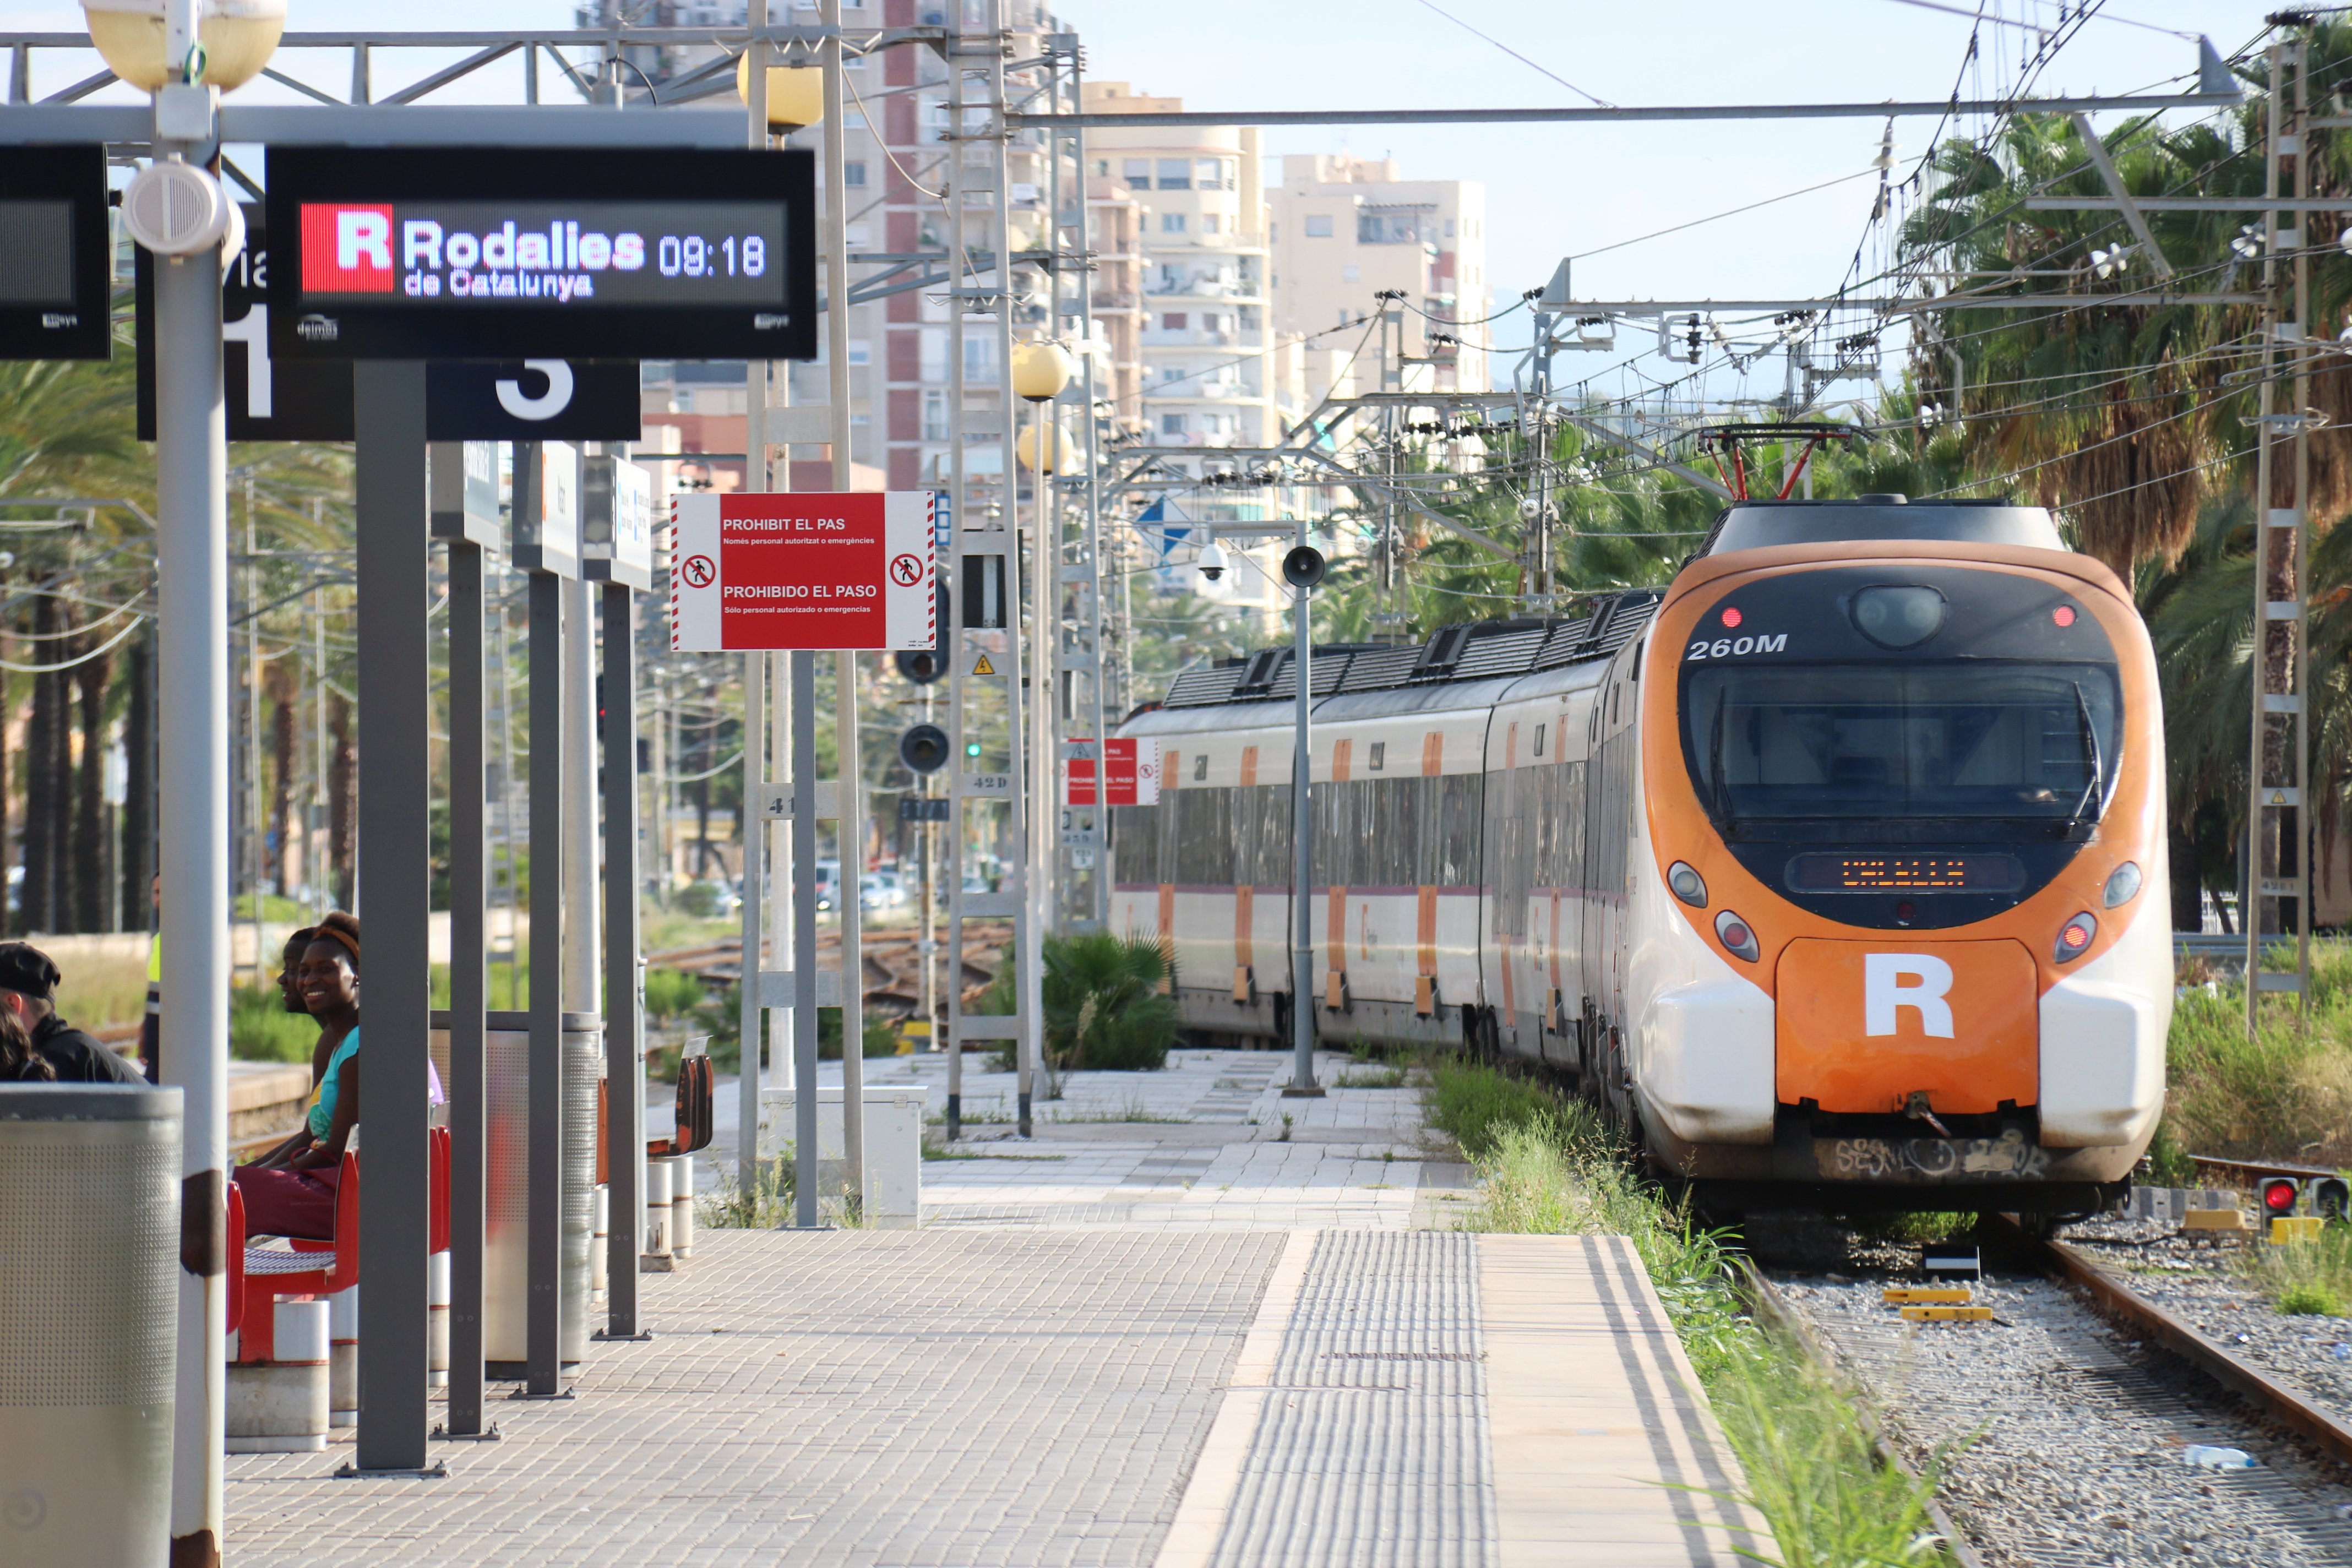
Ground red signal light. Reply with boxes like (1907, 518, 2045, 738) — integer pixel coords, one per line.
(2052, 605, 2076, 627)
(1721, 606, 1743, 628)
(1719, 919, 1751, 950)
(2263, 1177, 2300, 1217)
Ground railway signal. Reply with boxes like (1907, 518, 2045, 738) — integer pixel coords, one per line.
(900, 723, 950, 775)
(2314, 1177, 2351, 1222)
(2261, 1177, 2301, 1219)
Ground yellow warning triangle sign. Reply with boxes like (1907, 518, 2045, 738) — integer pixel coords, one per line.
(973, 653, 996, 676)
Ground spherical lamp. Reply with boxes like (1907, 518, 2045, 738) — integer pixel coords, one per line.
(735, 54, 825, 129)
(1015, 421, 1080, 475)
(1011, 340, 1073, 404)
(81, 0, 286, 91)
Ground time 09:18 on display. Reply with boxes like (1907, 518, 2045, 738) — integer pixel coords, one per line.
(658, 233, 765, 279)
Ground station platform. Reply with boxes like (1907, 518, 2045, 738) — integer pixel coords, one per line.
(226, 1052, 1761, 1566)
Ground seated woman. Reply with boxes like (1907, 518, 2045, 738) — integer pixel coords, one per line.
(235, 913, 444, 1240)
(240, 925, 320, 1172)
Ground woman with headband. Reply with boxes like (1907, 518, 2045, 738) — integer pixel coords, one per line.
(235, 912, 428, 1240)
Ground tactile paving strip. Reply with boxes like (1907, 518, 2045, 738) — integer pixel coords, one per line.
(1208, 1231, 1498, 1568)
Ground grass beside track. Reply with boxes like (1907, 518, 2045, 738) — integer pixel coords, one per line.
(1427, 1058, 1952, 1568)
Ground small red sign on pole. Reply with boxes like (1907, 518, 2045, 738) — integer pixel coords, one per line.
(1067, 737, 1161, 807)
(668, 491, 935, 651)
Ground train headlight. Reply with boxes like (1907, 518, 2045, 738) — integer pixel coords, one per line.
(1667, 861, 1707, 908)
(2055, 911, 2098, 962)
(2262, 1177, 2301, 1219)
(1713, 910, 1758, 962)
(1852, 585, 1947, 649)
(2103, 861, 2143, 908)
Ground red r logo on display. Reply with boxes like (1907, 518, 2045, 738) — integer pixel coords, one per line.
(682, 554, 717, 588)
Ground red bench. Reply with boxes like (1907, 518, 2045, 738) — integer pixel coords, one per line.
(231, 1126, 450, 1364)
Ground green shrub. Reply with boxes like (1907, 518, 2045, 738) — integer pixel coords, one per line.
(1425, 1056, 1561, 1160)
(675, 880, 732, 918)
(1042, 930, 1180, 1071)
(230, 984, 319, 1064)
(2277, 1282, 2344, 1316)
(816, 1007, 901, 1059)
(2166, 941, 2352, 1165)
(643, 967, 707, 1021)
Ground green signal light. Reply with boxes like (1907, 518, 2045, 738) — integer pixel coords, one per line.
(965, 742, 982, 757)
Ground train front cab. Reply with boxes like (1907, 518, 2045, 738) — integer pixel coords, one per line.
(1624, 519, 2173, 1215)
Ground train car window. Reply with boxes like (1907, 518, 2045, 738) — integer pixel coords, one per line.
(1439, 775, 1483, 886)
(1173, 790, 1235, 884)
(1112, 804, 1161, 885)
(1683, 663, 2120, 825)
(1194, 753, 1208, 782)
(1533, 723, 1545, 758)
(1368, 741, 1385, 771)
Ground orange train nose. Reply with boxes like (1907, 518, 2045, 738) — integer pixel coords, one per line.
(1776, 939, 2039, 1116)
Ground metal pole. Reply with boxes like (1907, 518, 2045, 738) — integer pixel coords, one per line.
(2247, 43, 2280, 1036)
(445, 507, 489, 1434)
(791, 650, 820, 1224)
(734, 650, 765, 1201)
(944, 33, 968, 1144)
(525, 513, 566, 1397)
(1069, 45, 1108, 933)
(154, 123, 230, 1559)
(600, 580, 644, 1335)
(1289, 520, 1317, 1095)
(993, 1, 1038, 1139)
(562, 578, 598, 1016)
(352, 359, 432, 1469)
(825, 0, 864, 1208)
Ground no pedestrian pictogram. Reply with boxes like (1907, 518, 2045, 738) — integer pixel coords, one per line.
(681, 554, 717, 588)
(889, 552, 923, 587)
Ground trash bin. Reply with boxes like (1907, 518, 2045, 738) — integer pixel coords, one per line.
(430, 1010, 602, 1375)
(0, 1084, 181, 1568)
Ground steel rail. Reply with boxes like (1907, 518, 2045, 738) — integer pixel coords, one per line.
(1737, 1259, 1988, 1568)
(1982, 1215, 2352, 1472)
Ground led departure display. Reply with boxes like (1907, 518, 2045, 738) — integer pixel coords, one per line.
(0, 145, 112, 361)
(296, 202, 786, 307)
(267, 145, 815, 361)
(1785, 853, 2025, 894)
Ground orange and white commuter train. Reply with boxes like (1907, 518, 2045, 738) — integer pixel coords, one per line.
(1110, 497, 2171, 1213)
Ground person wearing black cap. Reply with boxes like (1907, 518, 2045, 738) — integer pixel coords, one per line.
(0, 940, 146, 1085)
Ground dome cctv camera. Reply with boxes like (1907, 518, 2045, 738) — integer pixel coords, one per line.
(1197, 537, 1229, 582)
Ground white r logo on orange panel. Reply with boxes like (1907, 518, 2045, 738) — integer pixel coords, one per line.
(1864, 954, 1954, 1038)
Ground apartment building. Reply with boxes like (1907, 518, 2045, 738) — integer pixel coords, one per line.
(1268, 153, 1491, 394)
(1082, 83, 1282, 459)
(626, 0, 1071, 499)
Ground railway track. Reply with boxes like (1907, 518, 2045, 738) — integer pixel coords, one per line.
(1755, 1215, 2352, 1567)
(650, 921, 1012, 1016)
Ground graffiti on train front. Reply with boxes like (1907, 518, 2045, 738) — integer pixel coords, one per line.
(1823, 1129, 2051, 1182)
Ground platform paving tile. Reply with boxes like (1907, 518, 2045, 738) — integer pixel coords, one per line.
(230, 1049, 1764, 1565)
(226, 1228, 1287, 1566)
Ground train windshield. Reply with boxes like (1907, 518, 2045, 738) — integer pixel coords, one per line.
(1682, 661, 2120, 828)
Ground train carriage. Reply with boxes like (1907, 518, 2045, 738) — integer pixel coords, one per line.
(1111, 496, 2172, 1215)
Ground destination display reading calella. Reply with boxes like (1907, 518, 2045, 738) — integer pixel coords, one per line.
(297, 200, 787, 308)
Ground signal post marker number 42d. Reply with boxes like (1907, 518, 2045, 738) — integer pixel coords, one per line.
(669, 492, 937, 652)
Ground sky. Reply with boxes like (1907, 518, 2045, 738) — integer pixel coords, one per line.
(2, 0, 2284, 400)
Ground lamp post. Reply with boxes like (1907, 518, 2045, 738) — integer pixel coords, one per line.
(1011, 339, 1069, 1131)
(1281, 538, 1326, 1099)
(81, 0, 284, 1553)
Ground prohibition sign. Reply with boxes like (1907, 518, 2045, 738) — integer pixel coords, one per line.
(889, 552, 924, 587)
(682, 554, 717, 588)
